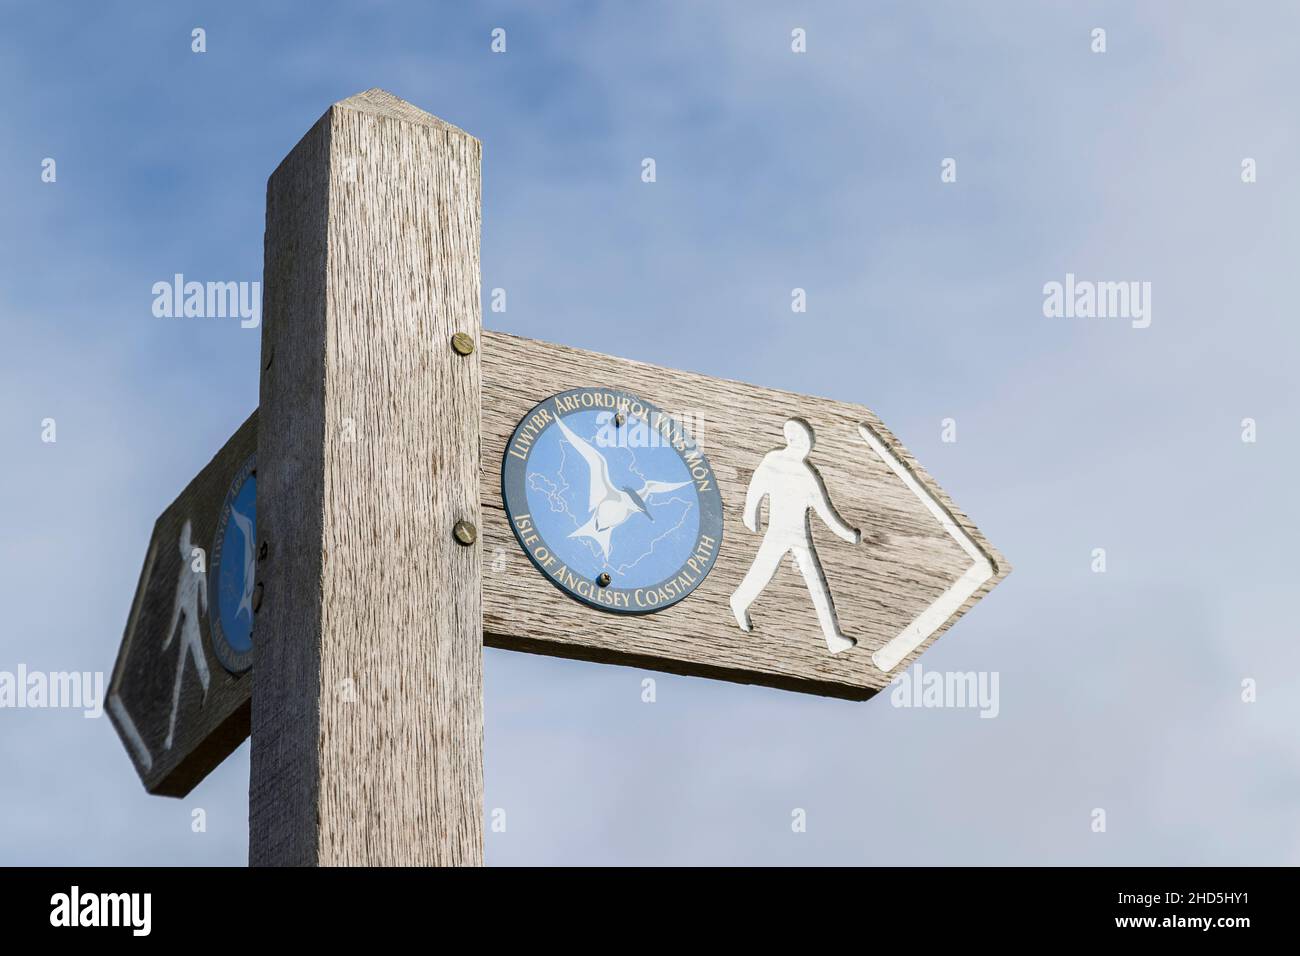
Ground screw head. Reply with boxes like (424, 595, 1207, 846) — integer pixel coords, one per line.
(453, 520, 478, 546)
(596, 572, 611, 587)
(613, 412, 625, 427)
(450, 332, 476, 356)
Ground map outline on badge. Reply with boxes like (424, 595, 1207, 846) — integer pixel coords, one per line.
(501, 387, 724, 615)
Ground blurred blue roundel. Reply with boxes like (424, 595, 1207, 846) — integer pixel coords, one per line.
(209, 456, 256, 673)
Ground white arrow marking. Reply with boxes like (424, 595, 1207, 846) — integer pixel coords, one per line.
(108, 693, 153, 772)
(857, 423, 995, 673)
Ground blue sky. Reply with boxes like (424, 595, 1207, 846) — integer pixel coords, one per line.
(2, 1, 1298, 864)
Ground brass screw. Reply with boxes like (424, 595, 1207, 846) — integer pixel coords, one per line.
(613, 413, 625, 427)
(450, 332, 476, 356)
(252, 582, 264, 613)
(597, 572, 611, 587)
(453, 520, 478, 546)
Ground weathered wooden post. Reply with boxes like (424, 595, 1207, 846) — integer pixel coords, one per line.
(250, 89, 484, 866)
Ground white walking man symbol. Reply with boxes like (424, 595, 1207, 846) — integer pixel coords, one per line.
(729, 419, 861, 654)
(163, 519, 210, 750)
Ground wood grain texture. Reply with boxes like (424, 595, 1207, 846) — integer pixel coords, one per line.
(250, 89, 483, 866)
(479, 331, 1010, 699)
(107, 412, 257, 796)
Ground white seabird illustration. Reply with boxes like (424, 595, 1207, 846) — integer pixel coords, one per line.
(555, 415, 690, 559)
(230, 503, 256, 622)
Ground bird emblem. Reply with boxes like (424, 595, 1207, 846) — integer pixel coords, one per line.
(555, 415, 690, 560)
(229, 504, 256, 622)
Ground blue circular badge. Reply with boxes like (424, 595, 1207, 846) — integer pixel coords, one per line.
(209, 455, 256, 673)
(502, 388, 723, 614)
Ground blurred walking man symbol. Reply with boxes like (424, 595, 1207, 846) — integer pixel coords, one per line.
(730, 419, 861, 654)
(163, 519, 210, 749)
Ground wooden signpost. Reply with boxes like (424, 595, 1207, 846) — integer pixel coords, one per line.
(108, 89, 1009, 866)
(108, 413, 256, 796)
